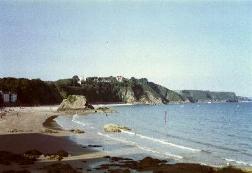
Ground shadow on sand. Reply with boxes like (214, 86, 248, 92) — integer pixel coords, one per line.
(0, 133, 250, 173)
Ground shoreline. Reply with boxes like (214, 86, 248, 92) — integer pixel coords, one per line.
(0, 106, 251, 173)
(46, 115, 252, 173)
(4, 100, 250, 109)
(52, 108, 252, 171)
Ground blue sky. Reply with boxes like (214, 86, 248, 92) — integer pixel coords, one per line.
(0, 0, 251, 96)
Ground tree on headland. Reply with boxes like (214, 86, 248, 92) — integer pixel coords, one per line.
(72, 75, 80, 86)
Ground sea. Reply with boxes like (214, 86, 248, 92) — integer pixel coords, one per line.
(55, 102, 252, 167)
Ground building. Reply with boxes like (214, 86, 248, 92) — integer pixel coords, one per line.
(116, 76, 123, 82)
(3, 93, 10, 103)
(0, 91, 17, 104)
(11, 94, 17, 103)
(80, 76, 86, 84)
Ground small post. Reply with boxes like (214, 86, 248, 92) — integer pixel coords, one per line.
(164, 111, 167, 124)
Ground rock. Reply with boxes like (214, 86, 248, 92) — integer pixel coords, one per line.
(138, 157, 163, 169)
(70, 129, 85, 134)
(111, 157, 133, 162)
(55, 150, 68, 157)
(43, 129, 58, 133)
(96, 107, 113, 113)
(46, 154, 63, 161)
(8, 129, 23, 133)
(139, 91, 163, 104)
(104, 124, 131, 133)
(24, 149, 42, 159)
(0, 151, 35, 165)
(87, 145, 102, 148)
(120, 87, 136, 103)
(44, 150, 68, 161)
(57, 95, 91, 111)
(85, 103, 94, 109)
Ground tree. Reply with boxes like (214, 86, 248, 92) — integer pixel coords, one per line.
(0, 94, 3, 109)
(72, 75, 80, 86)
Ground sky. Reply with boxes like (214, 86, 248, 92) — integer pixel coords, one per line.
(0, 0, 251, 96)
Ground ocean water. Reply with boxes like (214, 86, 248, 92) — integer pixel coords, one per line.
(56, 102, 252, 167)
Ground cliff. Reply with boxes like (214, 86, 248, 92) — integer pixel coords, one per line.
(176, 90, 239, 103)
(0, 77, 247, 106)
(55, 77, 185, 104)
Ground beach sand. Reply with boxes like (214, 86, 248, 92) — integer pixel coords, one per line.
(0, 106, 251, 173)
(0, 106, 107, 172)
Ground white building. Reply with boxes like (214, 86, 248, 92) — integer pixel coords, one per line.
(11, 94, 17, 103)
(116, 76, 123, 82)
(3, 93, 10, 103)
(79, 76, 86, 84)
(0, 91, 17, 103)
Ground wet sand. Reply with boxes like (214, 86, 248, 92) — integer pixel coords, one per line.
(0, 106, 106, 172)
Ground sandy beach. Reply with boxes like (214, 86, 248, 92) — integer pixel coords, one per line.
(0, 106, 251, 173)
(0, 106, 108, 173)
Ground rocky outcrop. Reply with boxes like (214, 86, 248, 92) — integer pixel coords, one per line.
(104, 124, 131, 132)
(96, 107, 114, 113)
(57, 95, 91, 111)
(69, 129, 85, 134)
(138, 91, 163, 104)
(237, 96, 252, 102)
(97, 156, 246, 173)
(120, 87, 136, 103)
(54, 76, 187, 105)
(117, 78, 184, 104)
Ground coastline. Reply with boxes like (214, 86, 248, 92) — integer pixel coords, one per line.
(51, 106, 251, 171)
(0, 106, 251, 173)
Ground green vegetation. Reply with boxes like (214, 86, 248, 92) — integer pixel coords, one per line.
(67, 95, 77, 104)
(0, 78, 62, 106)
(0, 76, 243, 106)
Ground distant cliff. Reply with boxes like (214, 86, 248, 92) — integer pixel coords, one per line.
(0, 77, 248, 106)
(176, 90, 239, 103)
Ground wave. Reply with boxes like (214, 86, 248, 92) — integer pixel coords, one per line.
(121, 130, 200, 152)
(72, 114, 86, 127)
(224, 158, 252, 166)
(166, 133, 249, 155)
(97, 132, 136, 145)
(97, 132, 183, 160)
(54, 118, 65, 129)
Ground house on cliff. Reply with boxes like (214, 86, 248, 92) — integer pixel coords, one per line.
(116, 76, 123, 82)
(86, 76, 124, 83)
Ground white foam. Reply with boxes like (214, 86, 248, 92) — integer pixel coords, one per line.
(164, 152, 183, 159)
(224, 158, 252, 166)
(54, 118, 65, 129)
(97, 132, 183, 160)
(72, 114, 86, 127)
(97, 132, 136, 145)
(121, 130, 200, 152)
